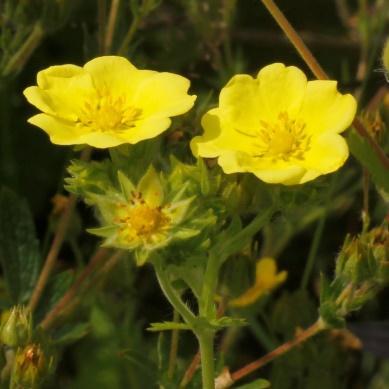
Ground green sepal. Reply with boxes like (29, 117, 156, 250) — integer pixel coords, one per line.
(87, 225, 118, 238)
(117, 170, 135, 200)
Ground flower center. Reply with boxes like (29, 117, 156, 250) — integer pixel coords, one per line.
(115, 201, 170, 240)
(256, 112, 310, 160)
(127, 204, 167, 236)
(236, 111, 311, 161)
(78, 92, 141, 132)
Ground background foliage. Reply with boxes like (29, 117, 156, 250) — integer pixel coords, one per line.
(0, 0, 388, 388)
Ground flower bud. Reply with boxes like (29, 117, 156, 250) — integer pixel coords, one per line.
(320, 223, 389, 328)
(1, 306, 31, 347)
(11, 343, 54, 389)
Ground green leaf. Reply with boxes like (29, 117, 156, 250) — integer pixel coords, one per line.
(53, 322, 90, 345)
(347, 129, 389, 192)
(147, 321, 192, 331)
(235, 378, 270, 389)
(35, 270, 74, 322)
(0, 187, 42, 303)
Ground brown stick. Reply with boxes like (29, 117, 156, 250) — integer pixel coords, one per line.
(215, 320, 324, 388)
(28, 148, 92, 312)
(104, 0, 121, 54)
(28, 194, 77, 312)
(40, 248, 113, 330)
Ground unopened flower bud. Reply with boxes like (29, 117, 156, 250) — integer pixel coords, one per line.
(1, 306, 31, 347)
(320, 223, 389, 328)
(11, 343, 54, 389)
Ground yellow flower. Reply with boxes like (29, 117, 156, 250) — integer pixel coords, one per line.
(191, 63, 357, 185)
(23, 56, 196, 148)
(229, 257, 287, 307)
(87, 166, 197, 265)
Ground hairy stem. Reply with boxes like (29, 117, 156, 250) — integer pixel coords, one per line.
(154, 262, 196, 327)
(168, 310, 180, 380)
(197, 331, 216, 389)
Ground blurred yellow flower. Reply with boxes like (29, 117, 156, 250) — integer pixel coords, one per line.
(229, 257, 287, 307)
(24, 56, 196, 148)
(191, 63, 357, 185)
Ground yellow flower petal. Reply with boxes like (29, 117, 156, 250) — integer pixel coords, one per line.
(300, 80, 357, 135)
(24, 65, 94, 121)
(191, 109, 248, 158)
(229, 257, 287, 308)
(133, 71, 196, 118)
(27, 114, 85, 145)
(219, 74, 264, 130)
(256, 63, 307, 120)
(116, 117, 172, 144)
(83, 56, 137, 94)
(300, 133, 349, 182)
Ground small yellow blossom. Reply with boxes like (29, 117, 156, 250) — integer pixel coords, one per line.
(191, 63, 357, 185)
(229, 257, 287, 307)
(88, 166, 197, 265)
(24, 56, 196, 148)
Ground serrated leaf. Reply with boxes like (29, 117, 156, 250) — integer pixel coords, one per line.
(235, 378, 270, 389)
(347, 129, 389, 192)
(0, 187, 42, 303)
(147, 321, 192, 332)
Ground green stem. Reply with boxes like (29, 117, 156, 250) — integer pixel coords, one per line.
(300, 176, 336, 290)
(2, 23, 44, 77)
(154, 262, 196, 327)
(168, 310, 180, 380)
(246, 314, 275, 351)
(300, 213, 326, 290)
(200, 251, 220, 318)
(197, 330, 216, 389)
(117, 16, 140, 55)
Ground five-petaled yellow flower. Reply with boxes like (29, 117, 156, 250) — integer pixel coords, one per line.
(191, 63, 357, 185)
(23, 56, 196, 148)
(229, 257, 287, 307)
